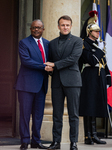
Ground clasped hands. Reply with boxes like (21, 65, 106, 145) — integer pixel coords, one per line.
(44, 62, 54, 72)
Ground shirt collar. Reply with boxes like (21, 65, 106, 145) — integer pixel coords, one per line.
(33, 36, 42, 43)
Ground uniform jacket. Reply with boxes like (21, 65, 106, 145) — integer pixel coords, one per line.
(15, 35, 49, 94)
(49, 33, 83, 88)
(79, 37, 111, 117)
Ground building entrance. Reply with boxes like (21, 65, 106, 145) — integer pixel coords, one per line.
(0, 0, 18, 137)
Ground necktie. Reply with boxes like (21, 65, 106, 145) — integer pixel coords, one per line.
(38, 39, 45, 63)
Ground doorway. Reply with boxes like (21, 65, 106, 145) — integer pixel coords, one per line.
(0, 0, 18, 137)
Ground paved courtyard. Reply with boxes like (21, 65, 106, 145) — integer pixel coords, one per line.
(0, 139, 112, 150)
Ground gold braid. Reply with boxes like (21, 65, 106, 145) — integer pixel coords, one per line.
(99, 62, 102, 76)
(101, 58, 107, 69)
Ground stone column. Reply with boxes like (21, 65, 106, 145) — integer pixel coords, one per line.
(40, 0, 84, 143)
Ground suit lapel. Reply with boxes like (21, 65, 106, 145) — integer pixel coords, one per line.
(54, 38, 61, 58)
(42, 38, 49, 61)
(28, 35, 43, 62)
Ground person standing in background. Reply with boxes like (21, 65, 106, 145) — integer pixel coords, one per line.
(79, 11, 111, 145)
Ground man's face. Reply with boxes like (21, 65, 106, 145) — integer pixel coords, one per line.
(58, 19, 72, 35)
(89, 30, 100, 40)
(30, 21, 44, 39)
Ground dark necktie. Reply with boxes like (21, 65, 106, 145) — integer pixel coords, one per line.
(37, 39, 45, 63)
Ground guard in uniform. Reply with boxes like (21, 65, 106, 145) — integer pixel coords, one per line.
(79, 11, 111, 145)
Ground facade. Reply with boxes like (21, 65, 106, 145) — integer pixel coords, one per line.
(0, 0, 112, 142)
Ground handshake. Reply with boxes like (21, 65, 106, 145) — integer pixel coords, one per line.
(44, 62, 54, 72)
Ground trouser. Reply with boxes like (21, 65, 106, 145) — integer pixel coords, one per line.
(84, 116, 97, 138)
(18, 86, 45, 144)
(52, 85, 81, 143)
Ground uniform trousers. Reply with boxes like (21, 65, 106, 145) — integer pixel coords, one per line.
(52, 84, 80, 143)
(18, 85, 45, 144)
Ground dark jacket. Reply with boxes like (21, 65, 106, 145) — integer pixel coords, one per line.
(15, 35, 49, 94)
(49, 33, 83, 88)
(79, 37, 111, 117)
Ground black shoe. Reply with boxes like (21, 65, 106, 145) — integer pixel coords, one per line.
(31, 142, 48, 149)
(85, 137, 94, 145)
(70, 142, 78, 150)
(92, 135, 106, 144)
(48, 141, 60, 149)
(20, 143, 28, 150)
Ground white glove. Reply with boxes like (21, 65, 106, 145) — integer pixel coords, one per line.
(98, 41, 104, 50)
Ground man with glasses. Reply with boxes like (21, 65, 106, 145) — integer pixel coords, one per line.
(15, 19, 53, 150)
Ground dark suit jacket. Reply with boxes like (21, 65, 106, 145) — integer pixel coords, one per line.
(15, 35, 49, 94)
(49, 33, 83, 88)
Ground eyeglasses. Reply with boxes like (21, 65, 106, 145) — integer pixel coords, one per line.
(31, 26, 43, 30)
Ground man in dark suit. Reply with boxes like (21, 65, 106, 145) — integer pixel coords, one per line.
(15, 19, 53, 150)
(45, 15, 83, 150)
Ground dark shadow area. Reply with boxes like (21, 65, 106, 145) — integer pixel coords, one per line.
(0, 137, 51, 146)
(0, 137, 20, 145)
(0, 116, 12, 137)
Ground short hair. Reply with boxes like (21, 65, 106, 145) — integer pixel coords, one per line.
(31, 19, 44, 28)
(58, 15, 72, 25)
